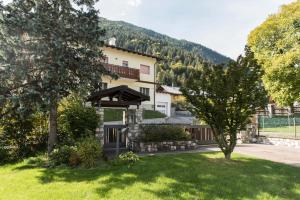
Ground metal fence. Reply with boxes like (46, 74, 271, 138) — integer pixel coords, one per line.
(258, 115, 300, 139)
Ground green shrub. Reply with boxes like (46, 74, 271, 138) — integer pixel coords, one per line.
(141, 125, 191, 142)
(0, 147, 9, 164)
(77, 137, 102, 168)
(118, 151, 139, 164)
(68, 151, 81, 167)
(58, 95, 99, 141)
(49, 145, 77, 167)
(0, 108, 48, 161)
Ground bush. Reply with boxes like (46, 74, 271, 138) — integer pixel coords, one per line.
(0, 147, 9, 164)
(118, 151, 139, 164)
(0, 108, 48, 161)
(58, 95, 99, 141)
(141, 125, 191, 142)
(68, 151, 81, 167)
(77, 137, 102, 168)
(49, 145, 77, 167)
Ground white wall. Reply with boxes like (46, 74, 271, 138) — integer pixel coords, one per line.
(102, 76, 155, 108)
(102, 47, 156, 83)
(155, 92, 172, 117)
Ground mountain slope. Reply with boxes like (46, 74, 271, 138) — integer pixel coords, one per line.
(100, 18, 231, 85)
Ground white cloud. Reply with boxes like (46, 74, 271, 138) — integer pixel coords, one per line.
(127, 0, 142, 7)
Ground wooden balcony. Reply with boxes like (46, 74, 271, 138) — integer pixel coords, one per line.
(103, 63, 140, 80)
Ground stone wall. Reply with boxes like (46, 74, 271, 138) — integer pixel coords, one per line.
(95, 107, 104, 145)
(137, 140, 198, 153)
(257, 137, 300, 148)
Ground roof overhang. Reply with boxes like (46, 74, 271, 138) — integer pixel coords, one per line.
(87, 85, 150, 107)
(104, 45, 163, 61)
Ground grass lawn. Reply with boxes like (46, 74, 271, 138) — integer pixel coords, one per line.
(104, 108, 166, 122)
(260, 126, 300, 139)
(1, 152, 300, 200)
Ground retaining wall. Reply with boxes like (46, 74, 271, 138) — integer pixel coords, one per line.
(138, 140, 199, 153)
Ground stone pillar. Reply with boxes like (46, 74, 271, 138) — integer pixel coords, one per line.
(96, 106, 104, 145)
(127, 107, 143, 151)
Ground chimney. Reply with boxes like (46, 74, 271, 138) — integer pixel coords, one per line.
(108, 37, 116, 46)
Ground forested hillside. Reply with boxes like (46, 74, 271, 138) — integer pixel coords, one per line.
(100, 18, 231, 86)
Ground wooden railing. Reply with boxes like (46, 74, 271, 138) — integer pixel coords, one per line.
(103, 63, 140, 80)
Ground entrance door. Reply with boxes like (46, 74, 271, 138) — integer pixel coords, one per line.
(104, 125, 127, 149)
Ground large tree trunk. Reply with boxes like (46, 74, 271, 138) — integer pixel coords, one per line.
(225, 152, 231, 160)
(48, 101, 58, 155)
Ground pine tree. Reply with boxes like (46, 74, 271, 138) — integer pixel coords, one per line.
(0, 0, 107, 154)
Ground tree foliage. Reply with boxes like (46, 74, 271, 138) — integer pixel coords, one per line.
(181, 48, 267, 159)
(248, 1, 300, 106)
(58, 94, 99, 141)
(0, 0, 107, 153)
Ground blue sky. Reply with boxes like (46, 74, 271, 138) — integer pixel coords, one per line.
(2, 0, 295, 59)
(96, 0, 294, 59)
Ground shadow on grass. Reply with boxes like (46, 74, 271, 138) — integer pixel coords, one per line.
(15, 152, 300, 199)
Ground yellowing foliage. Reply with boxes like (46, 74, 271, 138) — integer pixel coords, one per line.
(248, 1, 300, 106)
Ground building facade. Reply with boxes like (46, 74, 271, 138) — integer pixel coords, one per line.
(101, 44, 158, 110)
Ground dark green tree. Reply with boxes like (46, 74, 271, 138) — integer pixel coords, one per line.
(181, 48, 267, 159)
(0, 0, 107, 154)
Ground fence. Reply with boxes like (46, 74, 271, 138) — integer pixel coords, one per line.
(185, 125, 215, 144)
(258, 115, 300, 139)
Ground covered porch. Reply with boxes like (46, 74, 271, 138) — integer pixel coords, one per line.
(88, 85, 150, 155)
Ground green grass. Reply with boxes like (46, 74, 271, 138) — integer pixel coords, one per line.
(260, 126, 300, 133)
(0, 152, 300, 200)
(259, 126, 300, 138)
(143, 109, 166, 119)
(104, 109, 166, 122)
(104, 108, 125, 122)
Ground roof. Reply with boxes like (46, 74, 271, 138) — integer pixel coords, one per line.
(104, 45, 162, 60)
(157, 85, 182, 95)
(87, 85, 150, 107)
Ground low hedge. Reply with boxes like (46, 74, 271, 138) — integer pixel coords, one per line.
(141, 125, 191, 142)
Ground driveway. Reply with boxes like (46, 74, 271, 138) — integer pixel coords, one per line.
(234, 144, 300, 167)
(140, 144, 300, 167)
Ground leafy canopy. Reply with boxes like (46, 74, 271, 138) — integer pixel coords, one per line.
(181, 48, 267, 159)
(248, 1, 300, 106)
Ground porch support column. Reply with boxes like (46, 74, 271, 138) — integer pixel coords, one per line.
(96, 106, 105, 145)
(127, 107, 143, 151)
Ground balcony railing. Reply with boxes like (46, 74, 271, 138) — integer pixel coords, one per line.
(103, 63, 140, 80)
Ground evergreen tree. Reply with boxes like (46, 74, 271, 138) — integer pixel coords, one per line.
(0, 0, 106, 154)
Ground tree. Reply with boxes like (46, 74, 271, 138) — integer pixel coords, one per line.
(0, 0, 107, 154)
(248, 1, 300, 107)
(181, 48, 267, 159)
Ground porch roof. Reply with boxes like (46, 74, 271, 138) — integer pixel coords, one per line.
(87, 85, 150, 107)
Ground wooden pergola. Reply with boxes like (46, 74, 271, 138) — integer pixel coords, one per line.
(88, 85, 150, 108)
(87, 85, 150, 156)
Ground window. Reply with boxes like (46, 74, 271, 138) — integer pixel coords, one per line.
(122, 60, 128, 67)
(140, 64, 150, 74)
(101, 82, 108, 90)
(100, 56, 109, 63)
(140, 87, 150, 96)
